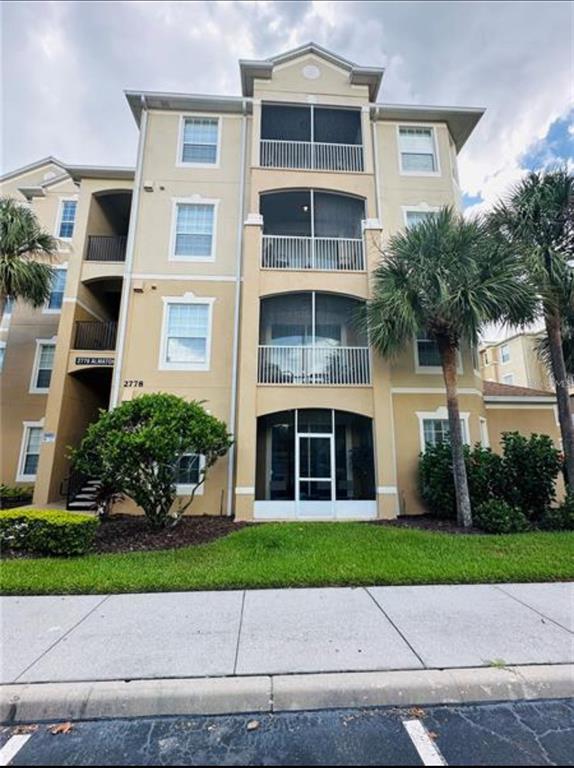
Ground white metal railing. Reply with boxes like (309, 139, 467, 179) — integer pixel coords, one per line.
(262, 235, 364, 271)
(260, 140, 364, 172)
(258, 346, 371, 385)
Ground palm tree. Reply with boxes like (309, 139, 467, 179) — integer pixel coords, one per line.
(487, 169, 574, 486)
(363, 207, 535, 527)
(0, 197, 57, 319)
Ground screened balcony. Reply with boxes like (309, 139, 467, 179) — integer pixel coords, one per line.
(260, 190, 365, 271)
(258, 292, 370, 385)
(260, 104, 364, 172)
(84, 191, 131, 262)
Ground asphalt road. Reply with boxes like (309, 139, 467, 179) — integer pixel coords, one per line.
(1, 698, 573, 766)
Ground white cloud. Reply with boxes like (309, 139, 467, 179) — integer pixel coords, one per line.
(2, 0, 572, 212)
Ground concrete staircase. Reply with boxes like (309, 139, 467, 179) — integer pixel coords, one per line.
(66, 478, 101, 511)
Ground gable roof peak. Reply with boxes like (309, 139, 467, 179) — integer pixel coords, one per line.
(239, 42, 384, 101)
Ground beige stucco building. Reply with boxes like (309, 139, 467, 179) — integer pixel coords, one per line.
(1, 43, 561, 519)
(480, 332, 554, 391)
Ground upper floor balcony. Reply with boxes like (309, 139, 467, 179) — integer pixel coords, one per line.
(260, 104, 364, 173)
(86, 235, 127, 262)
(260, 190, 365, 271)
(257, 292, 370, 386)
(83, 191, 131, 264)
(73, 320, 118, 350)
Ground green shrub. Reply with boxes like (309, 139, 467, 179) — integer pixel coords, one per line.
(418, 443, 504, 520)
(539, 496, 574, 531)
(475, 500, 530, 534)
(499, 432, 561, 519)
(0, 485, 34, 510)
(0, 509, 99, 556)
(418, 443, 457, 519)
(419, 432, 561, 523)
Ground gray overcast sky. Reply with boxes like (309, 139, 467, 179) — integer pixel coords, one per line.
(2, 0, 573, 212)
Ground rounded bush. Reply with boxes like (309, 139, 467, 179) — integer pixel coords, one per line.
(0, 508, 99, 556)
(539, 496, 574, 531)
(475, 500, 530, 534)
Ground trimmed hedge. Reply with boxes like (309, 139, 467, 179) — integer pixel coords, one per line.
(0, 485, 34, 510)
(475, 500, 530, 534)
(0, 509, 99, 556)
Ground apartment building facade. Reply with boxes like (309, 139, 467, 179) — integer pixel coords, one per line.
(480, 332, 555, 391)
(1, 43, 561, 519)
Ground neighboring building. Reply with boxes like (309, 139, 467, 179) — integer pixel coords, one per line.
(0, 43, 561, 519)
(480, 332, 553, 391)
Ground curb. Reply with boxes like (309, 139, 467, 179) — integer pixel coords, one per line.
(1, 665, 572, 723)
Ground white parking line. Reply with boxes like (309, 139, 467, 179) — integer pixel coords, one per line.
(403, 719, 447, 766)
(0, 735, 32, 767)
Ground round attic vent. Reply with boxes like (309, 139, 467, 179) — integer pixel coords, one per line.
(302, 64, 320, 80)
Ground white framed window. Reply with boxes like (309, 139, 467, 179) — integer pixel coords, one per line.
(398, 126, 439, 175)
(500, 344, 510, 363)
(417, 408, 469, 451)
(178, 116, 220, 166)
(175, 453, 205, 495)
(17, 421, 43, 481)
(56, 199, 77, 239)
(44, 268, 67, 313)
(30, 339, 56, 393)
(414, 332, 463, 374)
(502, 373, 514, 385)
(170, 199, 218, 261)
(159, 296, 214, 371)
(0, 341, 5, 372)
(403, 207, 440, 228)
(479, 417, 489, 448)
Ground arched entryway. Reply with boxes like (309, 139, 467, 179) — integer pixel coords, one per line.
(255, 409, 376, 520)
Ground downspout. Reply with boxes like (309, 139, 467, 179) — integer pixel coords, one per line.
(226, 99, 249, 516)
(109, 95, 148, 409)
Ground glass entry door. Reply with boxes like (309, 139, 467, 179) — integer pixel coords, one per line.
(296, 433, 335, 517)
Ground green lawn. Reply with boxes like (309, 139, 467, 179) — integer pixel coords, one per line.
(1, 523, 573, 595)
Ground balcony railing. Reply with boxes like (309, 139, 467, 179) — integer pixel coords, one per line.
(260, 140, 364, 173)
(86, 235, 127, 262)
(258, 346, 371, 385)
(262, 235, 364, 271)
(74, 321, 118, 350)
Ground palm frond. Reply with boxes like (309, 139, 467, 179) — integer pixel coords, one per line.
(0, 196, 58, 307)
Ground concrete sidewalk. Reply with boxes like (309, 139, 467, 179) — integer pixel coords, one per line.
(1, 583, 573, 684)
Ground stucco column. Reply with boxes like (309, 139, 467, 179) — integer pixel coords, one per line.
(234, 214, 262, 520)
(364, 223, 399, 519)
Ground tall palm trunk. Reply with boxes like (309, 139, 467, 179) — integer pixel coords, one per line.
(545, 307, 574, 487)
(438, 339, 473, 528)
(0, 293, 6, 322)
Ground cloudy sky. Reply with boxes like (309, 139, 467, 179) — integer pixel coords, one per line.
(2, 0, 573, 213)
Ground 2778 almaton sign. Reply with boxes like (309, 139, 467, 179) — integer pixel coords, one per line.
(75, 356, 115, 366)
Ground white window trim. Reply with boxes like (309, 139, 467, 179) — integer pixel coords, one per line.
(479, 417, 490, 448)
(176, 453, 206, 496)
(29, 337, 57, 394)
(500, 344, 511, 364)
(401, 204, 441, 228)
(16, 420, 44, 482)
(414, 335, 463, 375)
(416, 407, 470, 453)
(177, 114, 221, 169)
(42, 263, 68, 315)
(0, 340, 5, 372)
(159, 294, 215, 372)
(54, 197, 78, 241)
(169, 197, 219, 263)
(397, 124, 441, 177)
(502, 373, 515, 385)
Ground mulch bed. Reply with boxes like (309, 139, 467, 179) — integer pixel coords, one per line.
(377, 514, 482, 535)
(92, 515, 249, 554)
